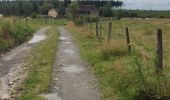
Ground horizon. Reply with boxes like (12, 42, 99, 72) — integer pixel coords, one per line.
(122, 0, 170, 10)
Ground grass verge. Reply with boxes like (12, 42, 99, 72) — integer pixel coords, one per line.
(18, 27, 59, 100)
(67, 22, 170, 100)
(0, 18, 37, 54)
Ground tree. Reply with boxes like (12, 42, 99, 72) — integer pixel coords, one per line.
(39, 2, 54, 14)
(102, 3, 113, 17)
(22, 1, 34, 15)
(68, 1, 79, 16)
(64, 0, 71, 7)
(58, 2, 66, 17)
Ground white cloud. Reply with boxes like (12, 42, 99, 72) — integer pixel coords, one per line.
(121, 0, 170, 10)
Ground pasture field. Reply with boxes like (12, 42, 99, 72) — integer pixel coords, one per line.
(67, 18, 170, 100)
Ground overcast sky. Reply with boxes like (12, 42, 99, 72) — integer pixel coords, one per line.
(122, 0, 170, 10)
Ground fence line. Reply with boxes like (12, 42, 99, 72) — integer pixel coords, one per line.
(82, 17, 164, 74)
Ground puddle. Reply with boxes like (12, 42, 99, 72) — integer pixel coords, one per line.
(62, 64, 84, 73)
(63, 49, 74, 55)
(63, 41, 72, 44)
(59, 37, 68, 41)
(44, 93, 62, 100)
(28, 35, 46, 44)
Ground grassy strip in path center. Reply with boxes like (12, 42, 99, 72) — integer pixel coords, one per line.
(18, 27, 59, 100)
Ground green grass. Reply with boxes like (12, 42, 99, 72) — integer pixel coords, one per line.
(0, 18, 37, 53)
(67, 19, 170, 100)
(18, 27, 59, 100)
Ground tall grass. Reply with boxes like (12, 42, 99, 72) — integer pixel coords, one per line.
(0, 18, 36, 53)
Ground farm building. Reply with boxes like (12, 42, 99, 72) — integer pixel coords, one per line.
(78, 5, 99, 17)
(48, 9, 58, 18)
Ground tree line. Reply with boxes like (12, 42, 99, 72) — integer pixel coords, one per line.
(0, 0, 123, 17)
(0, 0, 65, 17)
(78, 0, 123, 8)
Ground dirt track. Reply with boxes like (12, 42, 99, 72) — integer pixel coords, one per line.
(0, 27, 49, 99)
(44, 26, 100, 100)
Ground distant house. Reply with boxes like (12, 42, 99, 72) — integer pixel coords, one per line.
(48, 9, 58, 18)
(77, 5, 99, 17)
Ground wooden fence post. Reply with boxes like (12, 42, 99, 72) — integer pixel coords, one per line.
(96, 21, 99, 38)
(85, 19, 87, 30)
(108, 22, 112, 43)
(156, 29, 163, 73)
(90, 22, 92, 34)
(99, 22, 102, 40)
(126, 27, 131, 52)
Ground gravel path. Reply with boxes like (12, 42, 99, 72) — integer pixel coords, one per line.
(0, 27, 50, 100)
(44, 26, 100, 100)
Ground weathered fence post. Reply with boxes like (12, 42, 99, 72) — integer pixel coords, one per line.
(99, 22, 102, 40)
(156, 29, 163, 73)
(85, 19, 88, 30)
(108, 22, 112, 43)
(126, 27, 131, 52)
(90, 22, 92, 34)
(96, 20, 99, 38)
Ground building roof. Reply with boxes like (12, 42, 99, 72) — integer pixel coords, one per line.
(78, 5, 98, 12)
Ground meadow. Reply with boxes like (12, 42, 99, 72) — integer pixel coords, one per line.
(67, 18, 170, 100)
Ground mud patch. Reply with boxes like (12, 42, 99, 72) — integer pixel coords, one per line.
(62, 64, 84, 73)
